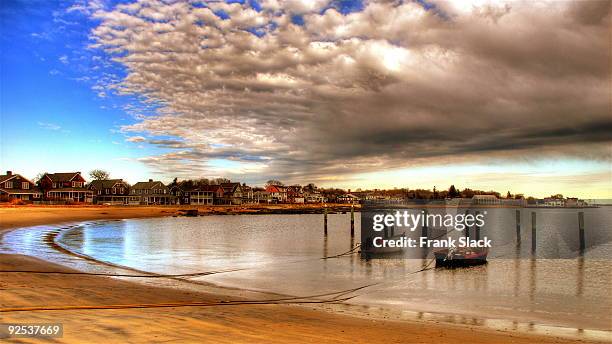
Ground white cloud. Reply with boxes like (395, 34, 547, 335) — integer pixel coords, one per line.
(37, 122, 62, 131)
(126, 136, 146, 143)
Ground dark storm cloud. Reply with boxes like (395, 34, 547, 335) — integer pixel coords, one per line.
(90, 0, 611, 182)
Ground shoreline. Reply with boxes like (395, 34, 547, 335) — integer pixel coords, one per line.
(0, 207, 604, 343)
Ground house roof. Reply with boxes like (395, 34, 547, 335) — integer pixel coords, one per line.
(131, 181, 166, 189)
(45, 172, 81, 182)
(0, 173, 35, 185)
(0, 174, 16, 184)
(266, 185, 287, 193)
(200, 184, 223, 192)
(89, 179, 126, 189)
(221, 182, 240, 193)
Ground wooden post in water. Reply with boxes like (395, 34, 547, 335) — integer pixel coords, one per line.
(578, 212, 585, 254)
(516, 210, 521, 246)
(464, 210, 470, 240)
(474, 210, 480, 241)
(421, 208, 428, 239)
(323, 207, 328, 236)
(350, 205, 355, 237)
(531, 212, 536, 254)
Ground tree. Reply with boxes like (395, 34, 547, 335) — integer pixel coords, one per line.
(266, 179, 284, 186)
(89, 169, 110, 180)
(448, 185, 459, 198)
(506, 191, 512, 199)
(34, 172, 48, 185)
(212, 177, 230, 184)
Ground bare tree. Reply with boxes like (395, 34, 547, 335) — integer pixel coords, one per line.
(266, 179, 284, 186)
(89, 169, 110, 180)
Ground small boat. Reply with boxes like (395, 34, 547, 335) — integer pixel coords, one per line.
(434, 246, 488, 267)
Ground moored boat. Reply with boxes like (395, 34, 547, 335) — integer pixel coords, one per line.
(434, 246, 488, 267)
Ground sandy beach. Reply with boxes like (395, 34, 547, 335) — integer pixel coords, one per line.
(0, 206, 600, 343)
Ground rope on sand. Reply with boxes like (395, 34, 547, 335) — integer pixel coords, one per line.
(0, 283, 377, 313)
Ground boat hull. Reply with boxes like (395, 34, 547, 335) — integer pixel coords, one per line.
(434, 247, 488, 267)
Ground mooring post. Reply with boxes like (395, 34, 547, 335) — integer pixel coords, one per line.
(421, 208, 428, 239)
(350, 205, 355, 237)
(516, 209, 521, 246)
(578, 211, 585, 254)
(474, 210, 480, 241)
(464, 210, 470, 239)
(323, 206, 328, 236)
(531, 212, 536, 254)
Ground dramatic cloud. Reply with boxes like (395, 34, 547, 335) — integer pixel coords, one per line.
(89, 0, 611, 183)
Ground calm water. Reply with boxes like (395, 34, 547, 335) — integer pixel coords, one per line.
(2, 208, 611, 339)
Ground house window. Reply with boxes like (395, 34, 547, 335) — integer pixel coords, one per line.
(5, 181, 13, 188)
(53, 182, 57, 188)
(22, 182, 29, 189)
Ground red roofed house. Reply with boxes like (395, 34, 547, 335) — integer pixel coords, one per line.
(265, 184, 287, 203)
(39, 172, 93, 203)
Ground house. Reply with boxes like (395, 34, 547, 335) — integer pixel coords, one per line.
(205, 184, 225, 205)
(39, 172, 93, 203)
(129, 179, 173, 205)
(287, 185, 305, 203)
(168, 183, 189, 205)
(265, 184, 287, 203)
(337, 193, 360, 204)
(241, 184, 254, 204)
(304, 190, 326, 203)
(186, 184, 222, 205)
(0, 171, 41, 202)
(253, 190, 272, 203)
(88, 179, 130, 205)
(543, 197, 565, 207)
(472, 194, 500, 205)
(220, 182, 243, 205)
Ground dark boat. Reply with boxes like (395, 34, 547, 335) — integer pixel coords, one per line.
(434, 246, 488, 267)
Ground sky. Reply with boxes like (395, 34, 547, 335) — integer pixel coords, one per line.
(0, 0, 610, 198)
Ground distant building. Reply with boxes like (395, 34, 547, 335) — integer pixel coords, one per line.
(266, 184, 287, 203)
(337, 193, 360, 204)
(220, 182, 243, 205)
(129, 179, 173, 205)
(186, 185, 215, 205)
(241, 184, 254, 204)
(543, 197, 564, 207)
(0, 171, 41, 202)
(253, 190, 272, 203)
(40, 172, 93, 203)
(304, 190, 326, 203)
(287, 185, 304, 203)
(88, 179, 129, 205)
(471, 194, 500, 205)
(168, 183, 189, 205)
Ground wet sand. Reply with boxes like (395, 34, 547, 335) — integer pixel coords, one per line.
(0, 206, 600, 343)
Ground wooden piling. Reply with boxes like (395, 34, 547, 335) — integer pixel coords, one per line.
(464, 210, 470, 239)
(578, 212, 585, 254)
(474, 210, 480, 241)
(531, 212, 536, 254)
(516, 210, 521, 245)
(421, 209, 428, 239)
(350, 205, 355, 237)
(323, 207, 328, 236)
